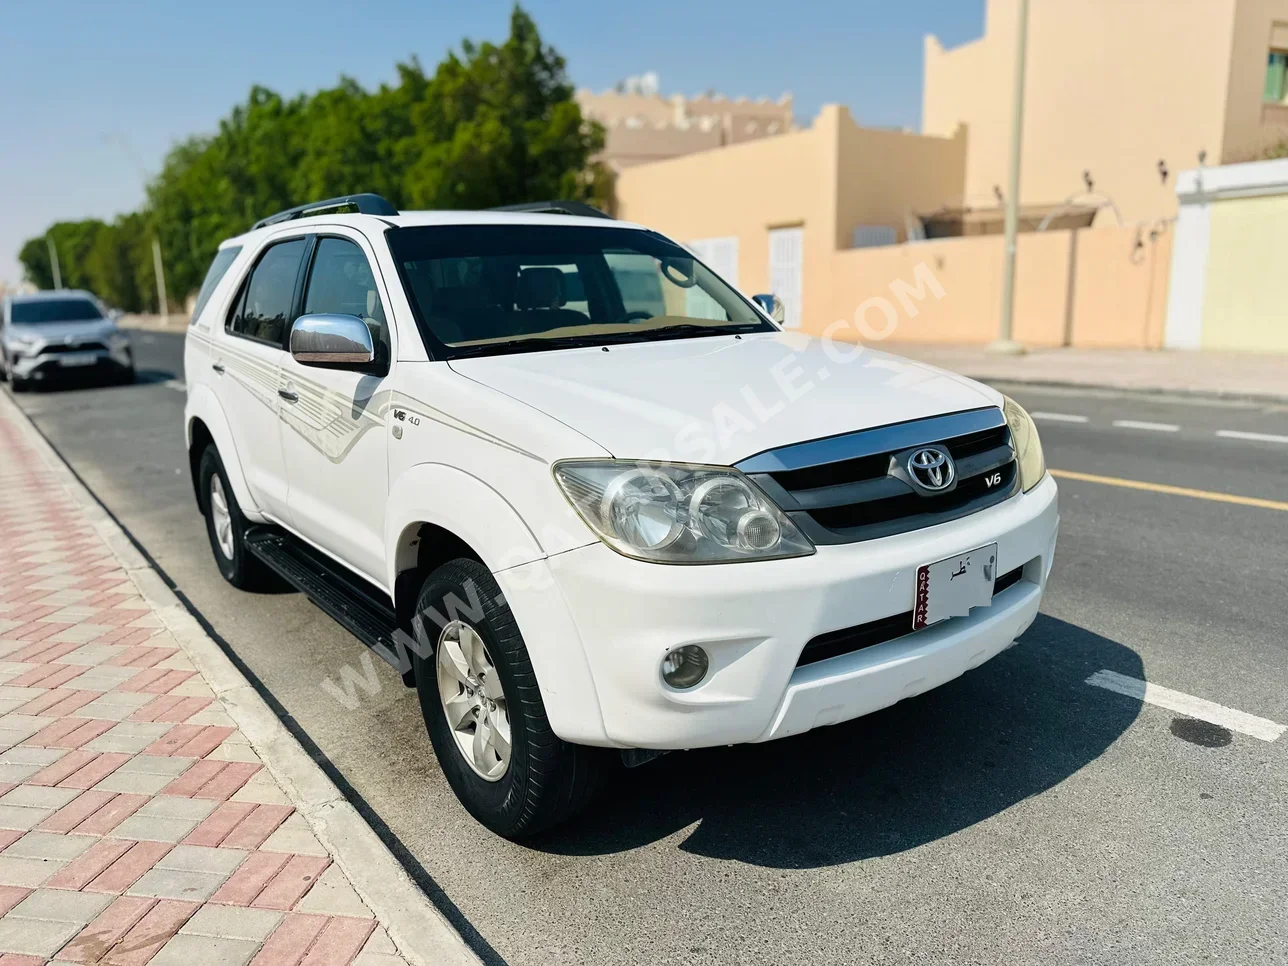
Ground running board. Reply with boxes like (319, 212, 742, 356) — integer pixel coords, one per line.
(243, 527, 412, 681)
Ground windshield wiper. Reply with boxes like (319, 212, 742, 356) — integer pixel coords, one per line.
(448, 335, 619, 358)
(447, 323, 764, 358)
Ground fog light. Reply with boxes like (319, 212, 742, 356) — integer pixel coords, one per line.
(661, 645, 709, 689)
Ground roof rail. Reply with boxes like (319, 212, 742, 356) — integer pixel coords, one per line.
(252, 193, 399, 230)
(489, 200, 613, 220)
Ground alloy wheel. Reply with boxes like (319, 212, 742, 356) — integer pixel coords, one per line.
(436, 620, 512, 781)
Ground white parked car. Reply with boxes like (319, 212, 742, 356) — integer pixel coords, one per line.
(2, 290, 134, 389)
(184, 194, 1058, 838)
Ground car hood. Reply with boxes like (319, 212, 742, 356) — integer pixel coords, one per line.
(447, 332, 1001, 465)
(5, 320, 119, 345)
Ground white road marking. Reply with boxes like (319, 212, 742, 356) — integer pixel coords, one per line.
(1216, 429, 1288, 445)
(1112, 419, 1180, 433)
(163, 379, 186, 392)
(1031, 412, 1089, 423)
(1086, 669, 1286, 742)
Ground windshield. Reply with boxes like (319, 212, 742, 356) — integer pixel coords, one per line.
(387, 224, 774, 357)
(9, 298, 104, 325)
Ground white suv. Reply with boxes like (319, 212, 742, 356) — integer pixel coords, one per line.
(184, 194, 1058, 838)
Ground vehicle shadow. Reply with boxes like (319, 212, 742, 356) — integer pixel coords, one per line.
(535, 615, 1142, 868)
(18, 368, 176, 391)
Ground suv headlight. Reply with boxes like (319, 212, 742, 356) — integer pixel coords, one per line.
(1003, 396, 1046, 492)
(5, 334, 39, 355)
(553, 460, 815, 563)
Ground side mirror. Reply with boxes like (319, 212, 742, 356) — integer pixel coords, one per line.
(107, 308, 124, 322)
(289, 313, 375, 369)
(752, 293, 786, 324)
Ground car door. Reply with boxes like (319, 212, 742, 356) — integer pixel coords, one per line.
(212, 236, 307, 522)
(277, 233, 392, 587)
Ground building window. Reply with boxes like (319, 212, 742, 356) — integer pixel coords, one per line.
(1265, 50, 1288, 103)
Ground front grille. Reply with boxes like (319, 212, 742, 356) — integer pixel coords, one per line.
(738, 408, 1018, 545)
(43, 341, 107, 354)
(796, 565, 1026, 668)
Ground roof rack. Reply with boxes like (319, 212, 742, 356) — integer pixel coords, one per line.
(489, 200, 613, 220)
(252, 193, 399, 230)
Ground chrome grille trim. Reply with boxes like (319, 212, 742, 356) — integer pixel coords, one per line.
(738, 408, 1018, 545)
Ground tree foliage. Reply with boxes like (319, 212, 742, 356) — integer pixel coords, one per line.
(18, 6, 606, 310)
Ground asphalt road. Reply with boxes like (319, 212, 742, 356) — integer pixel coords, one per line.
(7, 329, 1288, 965)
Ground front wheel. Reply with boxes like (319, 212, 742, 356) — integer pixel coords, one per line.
(412, 558, 611, 838)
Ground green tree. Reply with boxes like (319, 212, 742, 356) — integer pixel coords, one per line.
(17, 5, 606, 306)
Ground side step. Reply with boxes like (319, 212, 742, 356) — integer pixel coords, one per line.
(243, 527, 413, 683)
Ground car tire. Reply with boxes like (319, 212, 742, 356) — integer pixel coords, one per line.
(411, 558, 612, 839)
(198, 445, 272, 590)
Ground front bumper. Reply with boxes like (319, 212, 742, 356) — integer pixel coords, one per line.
(9, 345, 132, 380)
(500, 473, 1059, 749)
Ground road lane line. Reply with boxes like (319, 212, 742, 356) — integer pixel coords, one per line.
(1112, 419, 1179, 432)
(1086, 670, 1286, 742)
(1048, 469, 1288, 512)
(1216, 429, 1288, 445)
(163, 380, 186, 392)
(1031, 412, 1089, 423)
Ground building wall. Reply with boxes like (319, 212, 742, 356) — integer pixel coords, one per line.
(1200, 193, 1288, 351)
(923, 0, 1241, 222)
(821, 225, 1170, 349)
(615, 106, 967, 328)
(616, 109, 839, 326)
(1223, 0, 1288, 159)
(836, 122, 968, 246)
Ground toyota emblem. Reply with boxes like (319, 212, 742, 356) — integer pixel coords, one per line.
(907, 447, 955, 491)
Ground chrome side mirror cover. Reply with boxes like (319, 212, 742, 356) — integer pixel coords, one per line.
(289, 313, 375, 368)
(752, 293, 786, 325)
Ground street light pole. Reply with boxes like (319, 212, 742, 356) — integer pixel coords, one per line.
(990, 0, 1030, 356)
(151, 237, 169, 321)
(46, 237, 62, 290)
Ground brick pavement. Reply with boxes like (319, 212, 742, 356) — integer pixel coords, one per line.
(0, 410, 409, 964)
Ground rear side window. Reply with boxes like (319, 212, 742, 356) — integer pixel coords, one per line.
(191, 247, 241, 324)
(228, 239, 306, 345)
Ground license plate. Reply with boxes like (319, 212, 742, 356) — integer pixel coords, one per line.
(58, 353, 99, 368)
(912, 543, 999, 630)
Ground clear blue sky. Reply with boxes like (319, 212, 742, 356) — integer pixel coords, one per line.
(0, 0, 984, 287)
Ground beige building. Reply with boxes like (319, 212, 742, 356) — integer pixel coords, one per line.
(924, 0, 1288, 223)
(577, 73, 794, 169)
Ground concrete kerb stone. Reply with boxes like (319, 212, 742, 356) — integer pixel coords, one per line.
(1, 389, 482, 966)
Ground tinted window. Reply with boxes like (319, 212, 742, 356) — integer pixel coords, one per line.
(302, 238, 388, 353)
(229, 239, 306, 345)
(387, 225, 770, 357)
(192, 247, 242, 324)
(10, 298, 103, 324)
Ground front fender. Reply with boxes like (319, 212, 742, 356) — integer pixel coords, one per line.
(185, 382, 263, 519)
(386, 462, 607, 744)
(385, 462, 556, 584)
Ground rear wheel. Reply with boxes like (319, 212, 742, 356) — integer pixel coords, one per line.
(412, 558, 611, 838)
(198, 445, 272, 590)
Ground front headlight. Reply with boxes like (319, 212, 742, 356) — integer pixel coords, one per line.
(1003, 396, 1046, 492)
(5, 335, 39, 355)
(107, 331, 131, 348)
(553, 460, 815, 563)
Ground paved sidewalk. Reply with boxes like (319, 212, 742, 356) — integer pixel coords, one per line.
(877, 344, 1287, 402)
(0, 395, 463, 965)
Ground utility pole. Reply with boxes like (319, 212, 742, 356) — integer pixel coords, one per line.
(990, 0, 1030, 356)
(151, 237, 169, 321)
(46, 237, 62, 290)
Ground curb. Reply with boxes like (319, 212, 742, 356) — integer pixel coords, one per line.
(1, 389, 482, 966)
(964, 375, 1288, 406)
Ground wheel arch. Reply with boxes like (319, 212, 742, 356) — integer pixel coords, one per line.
(185, 384, 257, 517)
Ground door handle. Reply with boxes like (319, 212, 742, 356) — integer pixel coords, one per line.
(278, 388, 299, 403)
(211, 362, 225, 374)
